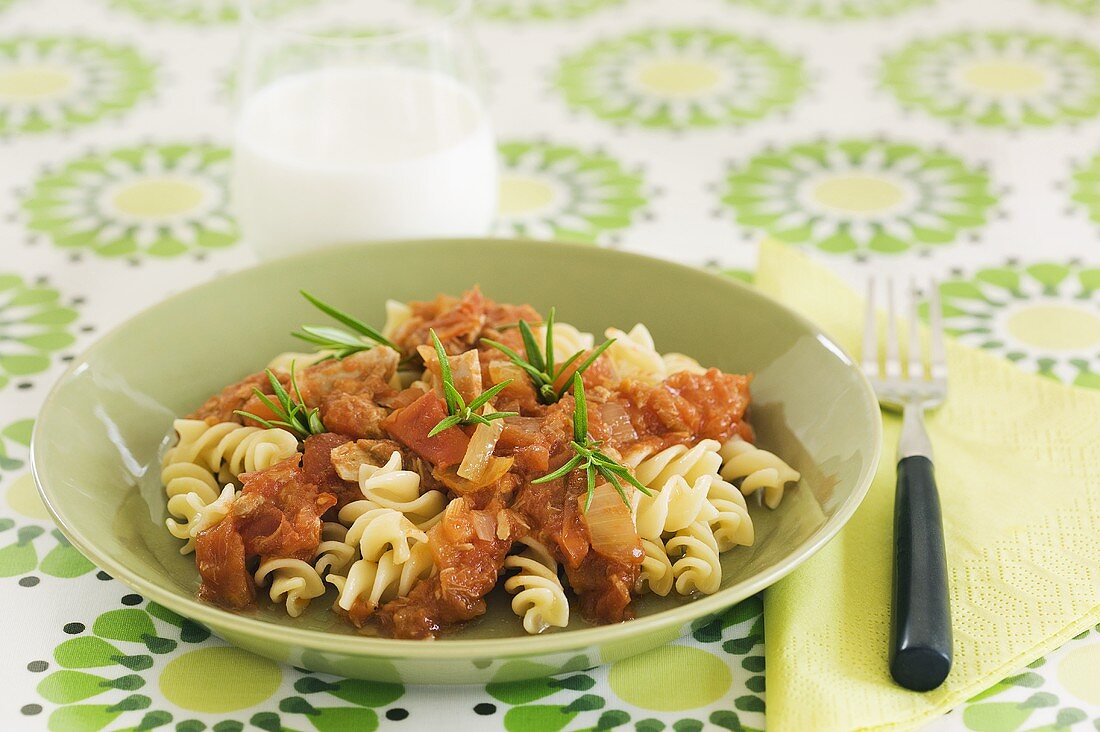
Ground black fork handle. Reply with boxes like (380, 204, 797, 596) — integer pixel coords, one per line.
(890, 455, 953, 691)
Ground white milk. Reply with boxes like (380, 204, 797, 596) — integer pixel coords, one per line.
(232, 66, 497, 259)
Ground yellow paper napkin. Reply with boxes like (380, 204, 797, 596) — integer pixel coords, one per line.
(754, 241, 1100, 732)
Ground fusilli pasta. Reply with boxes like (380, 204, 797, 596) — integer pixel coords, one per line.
(536, 322, 594, 361)
(381, 299, 412, 340)
(340, 504, 427, 564)
(254, 558, 326, 617)
(636, 537, 674, 597)
(603, 323, 667, 384)
(328, 541, 435, 618)
(356, 451, 447, 530)
(165, 484, 236, 554)
(707, 477, 755, 551)
(634, 439, 723, 488)
(314, 522, 356, 578)
(265, 351, 331, 372)
(503, 538, 569, 634)
(166, 419, 299, 485)
(667, 520, 722, 595)
(719, 436, 801, 509)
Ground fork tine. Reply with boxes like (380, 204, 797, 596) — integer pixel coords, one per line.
(928, 278, 947, 381)
(907, 278, 923, 380)
(862, 278, 879, 376)
(884, 279, 902, 378)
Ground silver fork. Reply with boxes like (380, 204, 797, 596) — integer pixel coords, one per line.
(862, 278, 953, 692)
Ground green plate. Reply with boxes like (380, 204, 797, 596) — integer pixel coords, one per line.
(32, 239, 881, 684)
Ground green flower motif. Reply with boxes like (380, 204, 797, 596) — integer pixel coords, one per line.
(881, 31, 1100, 129)
(555, 28, 807, 130)
(0, 417, 97, 581)
(0, 275, 79, 388)
(0, 36, 155, 136)
(952, 627, 1100, 731)
(928, 262, 1100, 389)
(26, 600, 408, 730)
(482, 596, 764, 732)
(720, 138, 998, 256)
(1036, 0, 1100, 15)
(495, 140, 650, 244)
(417, 0, 629, 20)
(23, 142, 239, 259)
(107, 0, 317, 25)
(1069, 151, 1100, 224)
(726, 0, 932, 21)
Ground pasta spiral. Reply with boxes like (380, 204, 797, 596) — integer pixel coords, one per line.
(634, 439, 723, 488)
(161, 461, 220, 508)
(707, 477, 755, 551)
(339, 504, 427, 564)
(314, 522, 356, 578)
(667, 520, 722, 595)
(603, 323, 667, 384)
(633, 473, 718, 540)
(265, 351, 333, 372)
(165, 484, 236, 554)
(356, 451, 447, 530)
(328, 541, 435, 617)
(536, 322, 595, 362)
(503, 538, 569, 634)
(662, 352, 706, 376)
(167, 419, 299, 485)
(632, 440, 723, 539)
(636, 537, 674, 597)
(719, 436, 801, 509)
(381, 299, 412, 340)
(254, 558, 326, 618)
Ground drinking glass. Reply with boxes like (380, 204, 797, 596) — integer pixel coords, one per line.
(233, 0, 496, 260)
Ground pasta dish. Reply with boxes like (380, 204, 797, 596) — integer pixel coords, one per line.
(160, 289, 799, 639)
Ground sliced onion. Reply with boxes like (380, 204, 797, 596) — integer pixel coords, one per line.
(434, 456, 515, 494)
(458, 417, 504, 481)
(597, 401, 637, 444)
(419, 346, 483, 405)
(449, 349, 483, 404)
(330, 442, 372, 482)
(471, 510, 498, 542)
(581, 482, 643, 565)
(488, 359, 525, 387)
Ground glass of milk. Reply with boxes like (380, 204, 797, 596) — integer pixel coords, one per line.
(233, 0, 497, 259)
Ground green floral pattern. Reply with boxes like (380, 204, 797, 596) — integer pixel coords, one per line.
(726, 0, 932, 20)
(881, 31, 1100, 128)
(947, 624, 1100, 731)
(107, 0, 316, 25)
(0, 418, 95, 582)
(495, 140, 650, 243)
(1069, 151, 1100, 224)
(555, 28, 807, 130)
(0, 276, 79, 389)
(417, 0, 630, 20)
(720, 138, 998, 256)
(25, 601, 410, 731)
(22, 143, 238, 259)
(0, 36, 155, 135)
(1036, 0, 1100, 15)
(484, 596, 766, 732)
(928, 262, 1100, 388)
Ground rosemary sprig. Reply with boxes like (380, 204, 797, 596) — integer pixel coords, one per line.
(427, 329, 519, 438)
(482, 307, 615, 404)
(292, 291, 399, 359)
(531, 374, 652, 510)
(234, 361, 325, 439)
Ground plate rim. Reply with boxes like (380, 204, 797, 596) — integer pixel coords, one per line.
(31, 237, 883, 659)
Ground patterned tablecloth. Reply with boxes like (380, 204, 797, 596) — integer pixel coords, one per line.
(3, 0, 1100, 729)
